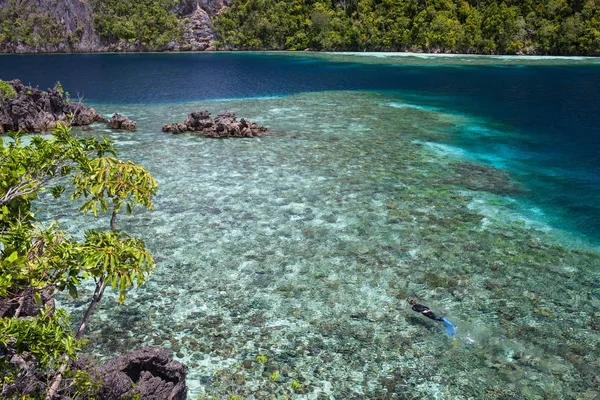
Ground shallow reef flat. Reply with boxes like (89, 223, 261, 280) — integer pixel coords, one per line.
(46, 91, 600, 399)
(258, 51, 600, 67)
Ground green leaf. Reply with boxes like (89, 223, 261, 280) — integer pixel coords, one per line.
(7, 251, 18, 263)
(33, 291, 42, 306)
(68, 284, 78, 299)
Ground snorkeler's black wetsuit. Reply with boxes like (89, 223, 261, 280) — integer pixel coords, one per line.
(410, 301, 443, 321)
(408, 299, 457, 336)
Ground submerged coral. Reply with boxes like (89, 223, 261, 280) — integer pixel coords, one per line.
(50, 91, 600, 399)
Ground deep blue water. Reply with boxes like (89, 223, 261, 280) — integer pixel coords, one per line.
(1, 52, 600, 242)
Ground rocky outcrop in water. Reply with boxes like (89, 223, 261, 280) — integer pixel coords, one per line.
(0, 79, 106, 133)
(163, 110, 267, 137)
(107, 113, 137, 131)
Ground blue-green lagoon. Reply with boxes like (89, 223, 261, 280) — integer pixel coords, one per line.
(2, 53, 600, 399)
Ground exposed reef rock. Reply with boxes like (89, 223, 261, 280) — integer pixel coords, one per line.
(444, 162, 522, 194)
(163, 110, 267, 138)
(64, 102, 108, 126)
(0, 79, 106, 133)
(107, 113, 137, 131)
(98, 347, 188, 400)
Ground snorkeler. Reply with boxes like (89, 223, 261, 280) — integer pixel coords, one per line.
(408, 299, 457, 336)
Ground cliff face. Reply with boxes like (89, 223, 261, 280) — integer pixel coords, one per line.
(0, 0, 97, 53)
(0, 0, 227, 53)
(175, 0, 229, 16)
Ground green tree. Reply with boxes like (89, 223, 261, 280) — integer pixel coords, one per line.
(213, 0, 600, 54)
(0, 124, 158, 399)
(91, 0, 183, 47)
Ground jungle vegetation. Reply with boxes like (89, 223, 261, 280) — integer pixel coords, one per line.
(213, 0, 600, 54)
(90, 0, 183, 47)
(0, 121, 157, 399)
(0, 0, 598, 54)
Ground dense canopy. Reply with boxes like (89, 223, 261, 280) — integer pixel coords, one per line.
(214, 0, 600, 54)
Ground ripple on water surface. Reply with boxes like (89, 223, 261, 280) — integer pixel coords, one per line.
(44, 91, 600, 399)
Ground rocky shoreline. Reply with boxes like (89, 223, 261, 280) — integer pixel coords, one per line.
(0, 288, 188, 399)
(0, 80, 267, 138)
(0, 80, 105, 133)
(0, 79, 141, 134)
(0, 3, 219, 54)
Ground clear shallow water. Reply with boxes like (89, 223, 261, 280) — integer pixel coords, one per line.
(2, 53, 600, 398)
(2, 52, 600, 241)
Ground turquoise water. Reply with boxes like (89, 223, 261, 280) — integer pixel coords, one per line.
(3, 53, 599, 398)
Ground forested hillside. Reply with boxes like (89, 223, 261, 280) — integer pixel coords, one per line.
(0, 0, 220, 52)
(0, 0, 598, 54)
(213, 0, 600, 54)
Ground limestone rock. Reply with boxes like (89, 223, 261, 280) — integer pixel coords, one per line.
(99, 347, 188, 400)
(181, 7, 216, 51)
(163, 110, 267, 138)
(162, 123, 189, 133)
(0, 79, 106, 133)
(184, 110, 214, 130)
(107, 113, 137, 131)
(64, 102, 107, 126)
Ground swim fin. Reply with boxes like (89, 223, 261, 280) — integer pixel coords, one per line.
(441, 317, 457, 336)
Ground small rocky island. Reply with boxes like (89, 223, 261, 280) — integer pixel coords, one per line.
(163, 110, 267, 138)
(0, 79, 136, 133)
(107, 112, 137, 131)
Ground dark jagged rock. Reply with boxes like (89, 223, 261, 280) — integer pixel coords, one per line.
(1, 345, 188, 400)
(184, 110, 214, 130)
(163, 110, 267, 138)
(64, 102, 107, 126)
(0, 285, 187, 399)
(0, 287, 55, 319)
(162, 123, 189, 134)
(99, 347, 188, 400)
(107, 113, 137, 131)
(0, 79, 106, 133)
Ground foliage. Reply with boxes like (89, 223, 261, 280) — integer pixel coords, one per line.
(0, 0, 72, 48)
(72, 156, 158, 231)
(53, 81, 69, 103)
(0, 308, 78, 367)
(90, 0, 183, 47)
(78, 229, 155, 304)
(214, 0, 600, 54)
(0, 80, 17, 100)
(0, 123, 157, 398)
